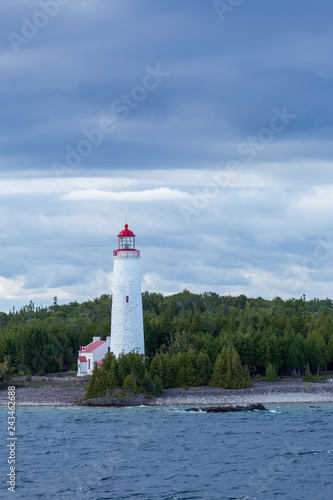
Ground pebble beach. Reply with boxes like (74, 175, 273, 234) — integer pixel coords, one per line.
(152, 380, 333, 406)
(1, 376, 333, 407)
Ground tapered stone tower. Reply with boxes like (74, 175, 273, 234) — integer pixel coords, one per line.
(110, 224, 145, 357)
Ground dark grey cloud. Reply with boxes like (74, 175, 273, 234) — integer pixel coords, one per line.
(1, 1, 333, 309)
(1, 0, 333, 172)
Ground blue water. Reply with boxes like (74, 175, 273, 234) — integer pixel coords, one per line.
(1, 404, 332, 500)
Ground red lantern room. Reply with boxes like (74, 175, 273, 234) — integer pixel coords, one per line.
(113, 224, 140, 256)
(117, 224, 136, 249)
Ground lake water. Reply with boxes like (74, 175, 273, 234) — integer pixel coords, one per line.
(1, 403, 333, 500)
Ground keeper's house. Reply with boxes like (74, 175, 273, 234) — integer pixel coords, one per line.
(77, 336, 111, 377)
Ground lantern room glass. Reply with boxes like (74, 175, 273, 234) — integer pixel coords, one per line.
(118, 235, 135, 249)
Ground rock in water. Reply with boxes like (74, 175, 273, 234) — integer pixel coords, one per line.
(185, 403, 267, 413)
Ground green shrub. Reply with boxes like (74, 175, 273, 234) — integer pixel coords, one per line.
(313, 372, 326, 382)
(153, 375, 163, 394)
(210, 346, 252, 389)
(263, 363, 281, 382)
(142, 371, 154, 394)
(122, 373, 136, 391)
(303, 363, 314, 382)
(0, 357, 12, 387)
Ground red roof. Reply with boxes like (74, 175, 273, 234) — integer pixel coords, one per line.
(84, 340, 106, 353)
(97, 359, 104, 366)
(78, 356, 87, 362)
(118, 224, 135, 237)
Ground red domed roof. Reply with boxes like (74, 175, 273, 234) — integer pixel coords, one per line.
(117, 224, 135, 237)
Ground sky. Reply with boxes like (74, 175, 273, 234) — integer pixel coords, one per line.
(1, 0, 333, 312)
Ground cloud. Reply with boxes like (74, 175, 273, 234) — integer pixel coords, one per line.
(60, 187, 191, 202)
(1, 1, 333, 172)
(0, 269, 113, 311)
(0, 176, 154, 194)
(1, 1, 333, 309)
(1, 162, 333, 311)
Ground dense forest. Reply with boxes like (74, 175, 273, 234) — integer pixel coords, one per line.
(1, 291, 333, 389)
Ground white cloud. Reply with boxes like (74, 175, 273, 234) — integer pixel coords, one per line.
(0, 176, 152, 195)
(0, 275, 27, 299)
(290, 186, 333, 224)
(0, 270, 113, 310)
(60, 187, 191, 202)
(2, 164, 333, 312)
(2, 0, 333, 312)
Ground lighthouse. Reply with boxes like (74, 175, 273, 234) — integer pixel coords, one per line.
(110, 224, 145, 357)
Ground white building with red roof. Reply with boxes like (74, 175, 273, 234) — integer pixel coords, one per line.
(77, 336, 111, 376)
(77, 223, 145, 376)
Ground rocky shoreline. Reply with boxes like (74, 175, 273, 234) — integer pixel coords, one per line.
(151, 380, 333, 406)
(1, 376, 333, 407)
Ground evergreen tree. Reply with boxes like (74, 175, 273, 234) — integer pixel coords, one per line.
(264, 363, 280, 381)
(210, 346, 252, 389)
(107, 357, 120, 389)
(306, 331, 328, 372)
(142, 371, 154, 393)
(3, 291, 333, 386)
(0, 357, 12, 387)
(85, 363, 104, 399)
(153, 375, 163, 394)
(24, 325, 60, 374)
(185, 349, 197, 387)
(328, 334, 333, 365)
(100, 353, 119, 389)
(195, 351, 212, 386)
(15, 349, 29, 375)
(303, 363, 314, 382)
(210, 346, 229, 387)
(122, 372, 139, 393)
(149, 352, 173, 388)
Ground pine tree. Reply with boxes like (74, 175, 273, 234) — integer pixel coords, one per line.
(264, 363, 280, 382)
(210, 346, 229, 387)
(0, 357, 12, 387)
(149, 352, 161, 380)
(142, 371, 154, 393)
(303, 363, 314, 382)
(122, 372, 138, 392)
(306, 331, 328, 372)
(185, 349, 197, 387)
(24, 325, 60, 374)
(158, 353, 173, 388)
(153, 375, 163, 394)
(15, 349, 29, 375)
(328, 334, 333, 367)
(107, 357, 119, 388)
(85, 363, 105, 399)
(196, 351, 212, 386)
(210, 346, 252, 389)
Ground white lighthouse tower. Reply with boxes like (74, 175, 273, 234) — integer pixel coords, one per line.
(110, 224, 145, 357)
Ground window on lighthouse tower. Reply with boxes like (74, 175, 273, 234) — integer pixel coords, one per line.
(118, 235, 135, 249)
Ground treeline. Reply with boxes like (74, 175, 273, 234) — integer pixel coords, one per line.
(1, 291, 333, 384)
(85, 351, 163, 398)
(0, 295, 112, 376)
(85, 345, 252, 398)
(142, 291, 333, 377)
